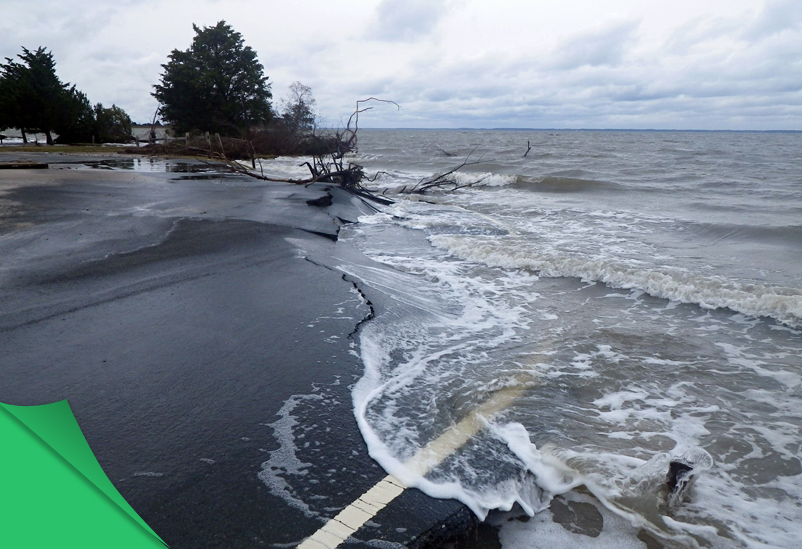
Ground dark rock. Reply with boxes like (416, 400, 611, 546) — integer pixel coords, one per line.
(550, 497, 604, 538)
(638, 529, 666, 549)
(667, 461, 694, 494)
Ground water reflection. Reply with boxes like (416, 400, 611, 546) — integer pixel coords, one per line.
(79, 158, 228, 173)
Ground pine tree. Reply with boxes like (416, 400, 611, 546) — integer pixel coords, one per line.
(94, 103, 133, 143)
(152, 21, 273, 136)
(0, 48, 67, 144)
(0, 47, 115, 144)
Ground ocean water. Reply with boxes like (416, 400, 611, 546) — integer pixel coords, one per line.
(263, 129, 802, 548)
(336, 130, 802, 548)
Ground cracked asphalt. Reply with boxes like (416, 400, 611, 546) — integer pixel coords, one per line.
(0, 154, 473, 548)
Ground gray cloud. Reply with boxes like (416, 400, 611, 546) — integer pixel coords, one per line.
(0, 2, 124, 57)
(550, 19, 640, 70)
(1, 0, 800, 129)
(365, 0, 448, 42)
(742, 0, 802, 40)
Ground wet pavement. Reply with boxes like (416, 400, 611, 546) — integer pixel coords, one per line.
(0, 153, 474, 548)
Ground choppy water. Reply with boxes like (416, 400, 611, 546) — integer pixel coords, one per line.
(268, 130, 802, 548)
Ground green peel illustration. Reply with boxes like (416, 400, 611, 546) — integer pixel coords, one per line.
(1, 400, 167, 548)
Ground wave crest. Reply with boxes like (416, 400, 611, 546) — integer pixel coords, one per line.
(430, 234, 802, 327)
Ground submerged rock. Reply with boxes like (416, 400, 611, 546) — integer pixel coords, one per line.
(666, 448, 713, 507)
(550, 497, 604, 538)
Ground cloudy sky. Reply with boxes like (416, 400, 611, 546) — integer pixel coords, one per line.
(2, 0, 801, 129)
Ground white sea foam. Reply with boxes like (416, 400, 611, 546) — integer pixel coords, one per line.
(492, 492, 652, 549)
(451, 171, 517, 187)
(429, 233, 802, 327)
(341, 213, 802, 547)
(356, 188, 802, 327)
(258, 394, 324, 518)
(340, 130, 802, 549)
(251, 155, 319, 179)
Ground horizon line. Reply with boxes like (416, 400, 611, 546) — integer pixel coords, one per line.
(121, 123, 802, 133)
(354, 127, 802, 133)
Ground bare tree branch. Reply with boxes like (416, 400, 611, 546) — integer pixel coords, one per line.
(400, 149, 490, 194)
(435, 147, 458, 157)
(164, 98, 407, 207)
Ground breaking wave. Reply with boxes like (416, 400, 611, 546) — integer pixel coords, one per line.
(430, 234, 802, 327)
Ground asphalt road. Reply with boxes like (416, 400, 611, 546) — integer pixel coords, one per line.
(0, 155, 473, 548)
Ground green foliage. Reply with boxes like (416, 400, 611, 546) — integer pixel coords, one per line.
(0, 59, 17, 131)
(0, 72, 13, 132)
(152, 21, 273, 136)
(0, 47, 69, 142)
(0, 47, 133, 144)
(53, 88, 95, 144)
(280, 81, 317, 135)
(94, 103, 133, 143)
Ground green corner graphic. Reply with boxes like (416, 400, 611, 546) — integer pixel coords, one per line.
(1, 400, 168, 548)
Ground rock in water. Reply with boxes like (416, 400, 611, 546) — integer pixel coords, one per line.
(666, 448, 713, 507)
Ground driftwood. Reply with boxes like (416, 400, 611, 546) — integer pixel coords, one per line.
(141, 98, 401, 193)
(200, 143, 366, 188)
(295, 96, 400, 187)
(149, 99, 489, 201)
(435, 147, 457, 157)
(524, 140, 532, 157)
(398, 150, 489, 194)
(194, 98, 399, 206)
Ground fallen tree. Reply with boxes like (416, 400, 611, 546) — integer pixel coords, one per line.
(194, 98, 399, 191)
(132, 98, 487, 201)
(396, 150, 490, 194)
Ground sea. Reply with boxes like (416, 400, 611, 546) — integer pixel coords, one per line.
(301, 129, 801, 549)
(250, 127, 802, 548)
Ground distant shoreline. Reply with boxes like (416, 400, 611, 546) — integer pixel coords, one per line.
(357, 127, 802, 133)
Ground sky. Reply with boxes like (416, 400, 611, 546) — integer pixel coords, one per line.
(1, 0, 801, 130)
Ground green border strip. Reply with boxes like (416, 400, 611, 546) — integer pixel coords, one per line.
(1, 400, 167, 547)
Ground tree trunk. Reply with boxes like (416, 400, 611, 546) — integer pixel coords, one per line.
(245, 123, 255, 169)
(21, 129, 28, 144)
(46, 131, 53, 145)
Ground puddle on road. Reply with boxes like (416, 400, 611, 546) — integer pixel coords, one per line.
(171, 174, 234, 180)
(56, 157, 235, 177)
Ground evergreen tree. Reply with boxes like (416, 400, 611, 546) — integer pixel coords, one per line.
(152, 21, 273, 136)
(94, 103, 132, 143)
(0, 70, 14, 136)
(0, 47, 68, 144)
(0, 47, 126, 144)
(52, 88, 95, 144)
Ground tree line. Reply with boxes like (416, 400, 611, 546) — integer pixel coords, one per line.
(0, 47, 132, 144)
(0, 21, 317, 150)
(150, 20, 318, 155)
(0, 22, 460, 196)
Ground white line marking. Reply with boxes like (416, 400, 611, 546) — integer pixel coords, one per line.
(297, 475, 404, 549)
(298, 349, 551, 548)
